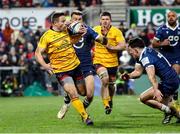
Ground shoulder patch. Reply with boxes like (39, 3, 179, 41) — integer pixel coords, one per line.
(141, 57, 150, 66)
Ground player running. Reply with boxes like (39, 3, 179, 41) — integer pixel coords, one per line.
(35, 12, 93, 125)
(93, 11, 125, 114)
(57, 10, 108, 119)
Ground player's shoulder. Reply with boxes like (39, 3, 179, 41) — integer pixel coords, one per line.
(156, 24, 167, 31)
(110, 26, 121, 33)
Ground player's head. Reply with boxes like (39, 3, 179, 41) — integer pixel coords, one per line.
(100, 11, 112, 28)
(71, 10, 83, 23)
(128, 37, 145, 59)
(51, 12, 66, 31)
(167, 11, 178, 26)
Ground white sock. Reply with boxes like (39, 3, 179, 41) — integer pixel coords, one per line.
(161, 104, 171, 113)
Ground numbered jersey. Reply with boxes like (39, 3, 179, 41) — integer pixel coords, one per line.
(73, 25, 98, 66)
(154, 23, 180, 63)
(138, 47, 178, 82)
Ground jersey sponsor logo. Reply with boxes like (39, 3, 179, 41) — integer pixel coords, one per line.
(73, 37, 84, 49)
(168, 35, 179, 46)
(141, 57, 150, 66)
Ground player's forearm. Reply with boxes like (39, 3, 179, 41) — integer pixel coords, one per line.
(35, 50, 47, 68)
(148, 75, 159, 90)
(129, 70, 141, 79)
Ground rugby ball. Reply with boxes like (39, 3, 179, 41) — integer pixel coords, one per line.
(69, 21, 82, 34)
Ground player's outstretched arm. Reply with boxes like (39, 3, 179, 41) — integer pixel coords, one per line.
(128, 63, 143, 78)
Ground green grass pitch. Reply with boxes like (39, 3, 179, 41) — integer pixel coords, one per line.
(0, 96, 180, 133)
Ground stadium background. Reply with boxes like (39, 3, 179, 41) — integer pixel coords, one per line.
(0, 0, 179, 97)
(1, 0, 180, 133)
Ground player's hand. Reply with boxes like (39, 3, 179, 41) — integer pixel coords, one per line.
(153, 89, 163, 102)
(121, 73, 130, 81)
(43, 63, 54, 76)
(162, 39, 170, 46)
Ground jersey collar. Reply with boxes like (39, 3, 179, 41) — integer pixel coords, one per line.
(166, 21, 179, 31)
(139, 47, 147, 61)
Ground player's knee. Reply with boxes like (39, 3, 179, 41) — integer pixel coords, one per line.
(139, 95, 146, 103)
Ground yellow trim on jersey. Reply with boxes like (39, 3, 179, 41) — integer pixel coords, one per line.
(38, 29, 80, 73)
(93, 25, 125, 67)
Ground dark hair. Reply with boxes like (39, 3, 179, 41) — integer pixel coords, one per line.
(128, 37, 145, 48)
(51, 12, 65, 23)
(100, 11, 111, 20)
(71, 10, 82, 17)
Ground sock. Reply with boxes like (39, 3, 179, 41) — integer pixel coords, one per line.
(161, 104, 171, 114)
(64, 93, 71, 104)
(103, 96, 111, 108)
(71, 97, 88, 120)
(83, 98, 90, 109)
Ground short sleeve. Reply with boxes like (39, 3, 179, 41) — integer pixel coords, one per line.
(140, 56, 154, 69)
(38, 33, 48, 49)
(115, 29, 125, 43)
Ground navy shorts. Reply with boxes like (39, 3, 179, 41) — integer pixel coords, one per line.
(158, 77, 179, 95)
(80, 64, 96, 78)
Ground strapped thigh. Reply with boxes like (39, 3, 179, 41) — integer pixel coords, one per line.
(98, 70, 108, 79)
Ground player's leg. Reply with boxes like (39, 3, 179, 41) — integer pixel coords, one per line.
(96, 65, 111, 114)
(83, 74, 94, 108)
(108, 67, 118, 109)
(57, 91, 71, 119)
(75, 79, 86, 96)
(108, 75, 116, 109)
(139, 87, 172, 115)
(57, 74, 93, 125)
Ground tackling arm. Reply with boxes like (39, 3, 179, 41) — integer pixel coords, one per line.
(128, 63, 144, 79)
(121, 63, 143, 81)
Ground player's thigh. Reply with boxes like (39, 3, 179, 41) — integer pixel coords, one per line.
(75, 79, 86, 96)
(85, 75, 95, 95)
(139, 87, 154, 102)
(61, 77, 79, 98)
(96, 67, 109, 84)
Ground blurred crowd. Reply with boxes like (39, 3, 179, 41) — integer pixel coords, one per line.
(0, 0, 102, 9)
(128, 0, 180, 6)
